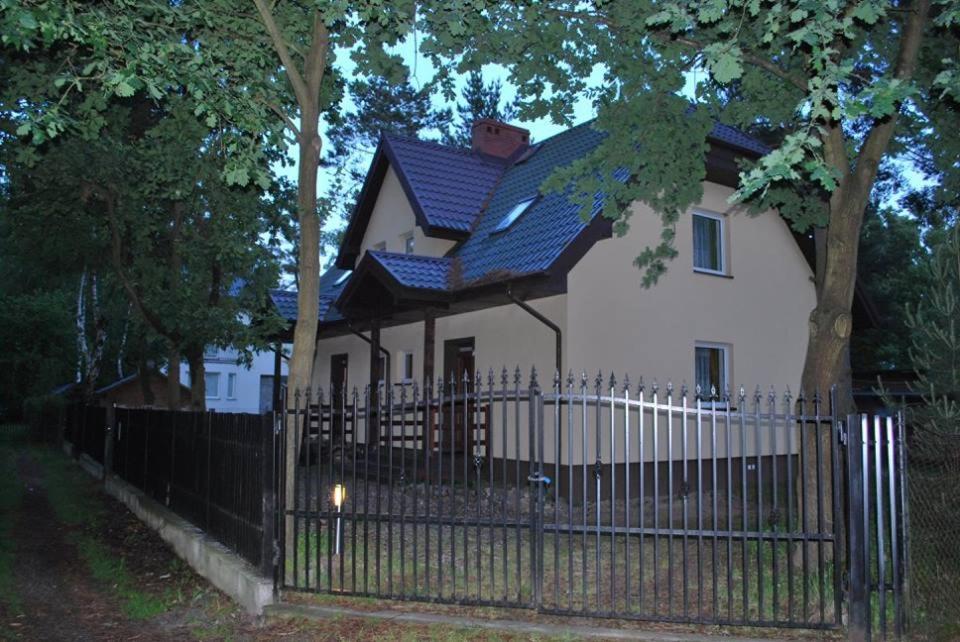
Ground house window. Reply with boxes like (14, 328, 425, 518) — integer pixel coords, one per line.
(203, 345, 219, 360)
(373, 241, 386, 252)
(205, 372, 221, 399)
(695, 343, 729, 400)
(399, 351, 414, 382)
(334, 270, 352, 286)
(227, 373, 237, 399)
(493, 196, 537, 233)
(693, 212, 725, 274)
(403, 233, 415, 255)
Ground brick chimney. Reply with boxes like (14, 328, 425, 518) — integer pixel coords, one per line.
(471, 119, 530, 159)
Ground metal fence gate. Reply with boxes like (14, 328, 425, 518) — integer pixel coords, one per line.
(274, 371, 909, 635)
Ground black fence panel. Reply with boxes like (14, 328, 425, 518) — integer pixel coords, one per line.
(110, 406, 275, 573)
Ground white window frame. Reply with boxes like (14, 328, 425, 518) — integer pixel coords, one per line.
(692, 210, 727, 276)
(203, 345, 219, 360)
(403, 232, 415, 255)
(205, 372, 221, 399)
(694, 342, 730, 406)
(226, 372, 237, 399)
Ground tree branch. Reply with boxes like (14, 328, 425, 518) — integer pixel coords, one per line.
(252, 0, 309, 106)
(852, 0, 931, 195)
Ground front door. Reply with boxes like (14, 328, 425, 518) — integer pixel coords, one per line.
(330, 354, 348, 436)
(441, 338, 475, 452)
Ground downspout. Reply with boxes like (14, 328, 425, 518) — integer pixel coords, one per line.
(506, 286, 561, 379)
(347, 322, 391, 388)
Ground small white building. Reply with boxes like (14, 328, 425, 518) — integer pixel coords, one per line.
(181, 345, 289, 414)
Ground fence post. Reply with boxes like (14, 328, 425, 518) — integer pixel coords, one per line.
(260, 412, 278, 581)
(102, 404, 115, 481)
(847, 414, 870, 642)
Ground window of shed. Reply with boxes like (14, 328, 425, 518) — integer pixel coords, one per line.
(493, 196, 537, 233)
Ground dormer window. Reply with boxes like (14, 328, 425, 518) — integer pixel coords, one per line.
(334, 271, 352, 286)
(403, 232, 415, 254)
(493, 196, 537, 233)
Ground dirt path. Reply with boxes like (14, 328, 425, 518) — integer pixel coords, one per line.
(8, 453, 176, 642)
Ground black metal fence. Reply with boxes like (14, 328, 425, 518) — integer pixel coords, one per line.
(62, 403, 277, 576)
(277, 369, 886, 632)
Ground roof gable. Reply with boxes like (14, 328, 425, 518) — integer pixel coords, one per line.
(336, 133, 507, 269)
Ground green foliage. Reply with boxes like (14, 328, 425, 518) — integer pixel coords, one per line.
(904, 225, 960, 436)
(851, 206, 927, 372)
(418, 0, 960, 285)
(441, 70, 519, 147)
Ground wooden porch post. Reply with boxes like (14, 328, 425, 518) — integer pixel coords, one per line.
(422, 310, 435, 460)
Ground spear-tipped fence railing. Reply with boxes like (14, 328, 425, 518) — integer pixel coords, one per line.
(278, 367, 889, 631)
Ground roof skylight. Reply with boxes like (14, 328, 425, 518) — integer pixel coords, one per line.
(493, 196, 537, 233)
(334, 271, 352, 286)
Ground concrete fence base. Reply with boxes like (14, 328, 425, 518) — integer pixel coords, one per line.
(63, 441, 274, 615)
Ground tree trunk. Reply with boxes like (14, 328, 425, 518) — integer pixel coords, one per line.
(167, 345, 182, 409)
(185, 347, 206, 412)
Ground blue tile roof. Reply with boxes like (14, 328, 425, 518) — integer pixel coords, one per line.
(384, 133, 506, 233)
(369, 251, 453, 290)
(276, 117, 769, 325)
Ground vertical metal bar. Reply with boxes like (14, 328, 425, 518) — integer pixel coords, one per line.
(609, 375, 617, 613)
(501, 369, 510, 603)
(696, 389, 704, 621)
(567, 373, 575, 612)
(739, 387, 748, 623)
(681, 386, 689, 621)
(475, 373, 482, 601)
(425, 378, 434, 597)
(847, 415, 870, 642)
(514, 368, 522, 604)
(462, 372, 470, 601)
(786, 390, 795, 623)
(830, 390, 843, 627)
(339, 383, 347, 592)
(582, 373, 589, 611)
(874, 416, 886, 640)
(400, 383, 408, 598)
(324, 387, 334, 594)
(488, 371, 496, 603)
(886, 415, 900, 638)
(450, 374, 457, 599)
(638, 381, 645, 615)
(814, 394, 826, 625)
(412, 382, 420, 597)
(437, 377, 445, 598)
(799, 395, 809, 621)
(666, 382, 674, 618)
(652, 382, 660, 614)
(725, 391, 734, 623)
(595, 373, 603, 612)
(711, 389, 719, 621)
(754, 388, 764, 620)
(624, 379, 632, 616)
(769, 389, 779, 623)
(554, 373, 562, 610)
(351, 387, 359, 594)
(895, 413, 909, 635)
(363, 386, 371, 596)
(387, 385, 395, 598)
(531, 371, 542, 609)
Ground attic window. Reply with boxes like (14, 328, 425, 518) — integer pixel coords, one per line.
(493, 196, 537, 233)
(334, 271, 352, 287)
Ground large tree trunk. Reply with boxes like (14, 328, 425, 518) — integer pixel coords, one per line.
(185, 346, 206, 411)
(797, 0, 930, 567)
(167, 345, 182, 409)
(253, 1, 329, 583)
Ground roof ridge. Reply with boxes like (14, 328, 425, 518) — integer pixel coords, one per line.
(383, 130, 511, 167)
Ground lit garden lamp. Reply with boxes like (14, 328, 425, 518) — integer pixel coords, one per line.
(333, 483, 345, 555)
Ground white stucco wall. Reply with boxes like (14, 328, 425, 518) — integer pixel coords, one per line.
(355, 165, 456, 263)
(180, 345, 289, 414)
